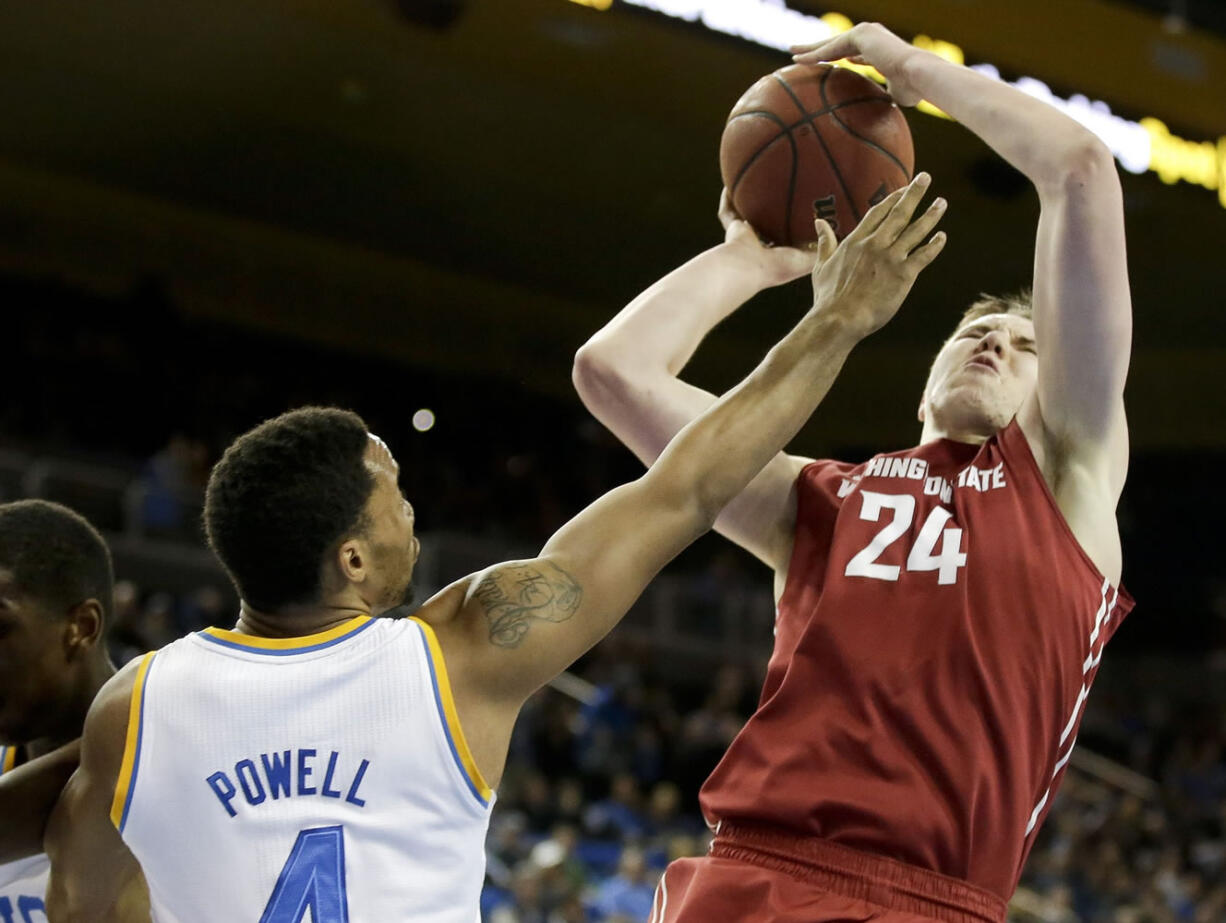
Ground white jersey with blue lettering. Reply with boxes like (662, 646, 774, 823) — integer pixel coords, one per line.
(0, 854, 49, 923)
(0, 747, 50, 923)
(113, 615, 495, 923)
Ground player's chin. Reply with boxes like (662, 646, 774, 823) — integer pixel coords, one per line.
(941, 390, 1011, 433)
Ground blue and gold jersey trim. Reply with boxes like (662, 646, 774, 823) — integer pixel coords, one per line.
(197, 615, 375, 655)
(0, 744, 16, 775)
(411, 617, 494, 808)
(110, 651, 157, 832)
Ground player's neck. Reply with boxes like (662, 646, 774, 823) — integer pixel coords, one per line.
(919, 419, 991, 446)
(232, 602, 370, 639)
(24, 657, 114, 760)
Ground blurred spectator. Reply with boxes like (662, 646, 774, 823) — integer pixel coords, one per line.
(108, 579, 151, 665)
(179, 584, 229, 633)
(520, 771, 559, 834)
(588, 847, 656, 923)
(137, 434, 208, 537)
(672, 663, 753, 803)
(583, 773, 647, 842)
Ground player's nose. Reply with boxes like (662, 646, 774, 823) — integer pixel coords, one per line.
(976, 331, 1007, 356)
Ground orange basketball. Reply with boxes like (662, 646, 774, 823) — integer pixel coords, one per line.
(720, 64, 915, 246)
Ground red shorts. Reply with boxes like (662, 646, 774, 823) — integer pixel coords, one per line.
(648, 824, 1007, 923)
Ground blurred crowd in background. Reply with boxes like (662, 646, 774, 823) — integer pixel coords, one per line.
(6, 275, 1226, 922)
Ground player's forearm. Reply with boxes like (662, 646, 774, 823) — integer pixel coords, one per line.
(0, 739, 79, 864)
(902, 52, 1110, 191)
(578, 243, 773, 378)
(657, 305, 862, 522)
(573, 243, 778, 470)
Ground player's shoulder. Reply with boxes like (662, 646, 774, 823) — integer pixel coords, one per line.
(793, 454, 863, 487)
(409, 576, 475, 632)
(76, 656, 151, 786)
(89, 657, 146, 722)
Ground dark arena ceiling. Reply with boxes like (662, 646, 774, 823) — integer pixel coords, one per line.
(0, 0, 1223, 451)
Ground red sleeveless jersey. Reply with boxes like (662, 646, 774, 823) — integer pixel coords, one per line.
(699, 420, 1134, 900)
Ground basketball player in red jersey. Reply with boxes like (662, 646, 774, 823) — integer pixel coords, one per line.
(573, 23, 1133, 923)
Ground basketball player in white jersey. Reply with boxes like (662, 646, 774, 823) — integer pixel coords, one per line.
(0, 501, 129, 922)
(44, 176, 947, 923)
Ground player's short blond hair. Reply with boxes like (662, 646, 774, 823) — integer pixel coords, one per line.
(954, 290, 1033, 332)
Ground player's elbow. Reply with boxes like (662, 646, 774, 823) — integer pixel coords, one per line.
(1062, 136, 1115, 181)
(572, 341, 631, 412)
(43, 875, 78, 923)
(1040, 136, 1118, 195)
(693, 486, 730, 532)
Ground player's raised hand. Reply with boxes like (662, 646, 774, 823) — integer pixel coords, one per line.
(790, 23, 922, 106)
(718, 188, 830, 287)
(809, 171, 946, 337)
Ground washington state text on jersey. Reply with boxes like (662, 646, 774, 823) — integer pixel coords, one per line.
(838, 455, 1008, 503)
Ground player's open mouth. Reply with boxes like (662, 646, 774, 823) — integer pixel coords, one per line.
(966, 357, 999, 374)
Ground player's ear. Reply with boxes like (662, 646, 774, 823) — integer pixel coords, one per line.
(337, 537, 369, 585)
(917, 393, 927, 423)
(63, 599, 105, 657)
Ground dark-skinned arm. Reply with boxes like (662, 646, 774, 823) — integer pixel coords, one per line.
(0, 739, 79, 864)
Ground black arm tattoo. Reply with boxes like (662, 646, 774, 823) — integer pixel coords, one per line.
(472, 561, 584, 649)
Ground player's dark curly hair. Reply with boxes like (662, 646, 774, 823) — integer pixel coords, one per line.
(204, 407, 375, 612)
(0, 500, 114, 622)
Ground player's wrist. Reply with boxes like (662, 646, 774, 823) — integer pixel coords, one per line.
(802, 301, 875, 347)
(894, 45, 953, 94)
(712, 239, 792, 288)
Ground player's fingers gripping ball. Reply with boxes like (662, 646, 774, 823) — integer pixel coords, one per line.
(720, 63, 915, 247)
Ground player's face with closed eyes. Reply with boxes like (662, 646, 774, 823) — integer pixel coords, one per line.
(361, 436, 420, 614)
(921, 313, 1038, 436)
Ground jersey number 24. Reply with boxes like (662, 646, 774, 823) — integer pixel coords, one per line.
(844, 491, 966, 585)
(260, 826, 349, 923)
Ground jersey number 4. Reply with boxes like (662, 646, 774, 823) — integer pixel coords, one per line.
(260, 826, 350, 923)
(844, 491, 966, 585)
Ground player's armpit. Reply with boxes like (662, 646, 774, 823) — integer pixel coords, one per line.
(712, 452, 808, 573)
(44, 660, 148, 923)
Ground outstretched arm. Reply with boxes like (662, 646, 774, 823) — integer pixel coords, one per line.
(574, 194, 824, 572)
(794, 25, 1132, 486)
(434, 176, 947, 717)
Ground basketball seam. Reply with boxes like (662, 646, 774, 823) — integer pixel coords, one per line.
(725, 95, 902, 127)
(772, 70, 860, 227)
(821, 83, 911, 179)
(727, 109, 796, 205)
(724, 97, 898, 203)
